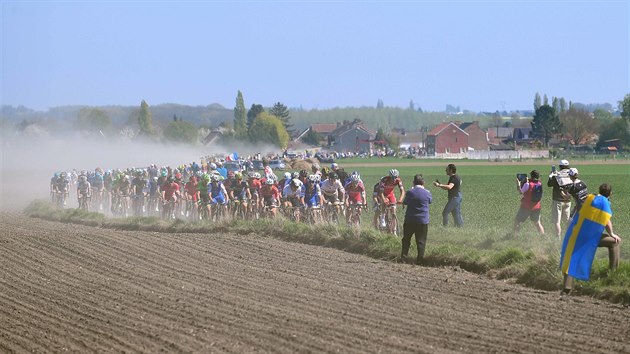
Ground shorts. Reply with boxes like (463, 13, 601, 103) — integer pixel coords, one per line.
(199, 193, 211, 204)
(323, 194, 339, 204)
(263, 196, 278, 207)
(383, 193, 397, 205)
(287, 197, 302, 207)
(515, 207, 541, 223)
(551, 200, 571, 224)
(305, 195, 319, 208)
(210, 196, 226, 205)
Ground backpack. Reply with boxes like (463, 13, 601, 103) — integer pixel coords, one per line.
(531, 182, 543, 203)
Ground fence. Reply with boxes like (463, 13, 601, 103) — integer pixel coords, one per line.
(434, 150, 550, 160)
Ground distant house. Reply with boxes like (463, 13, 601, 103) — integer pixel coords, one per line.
(329, 119, 374, 152)
(487, 127, 513, 145)
(426, 122, 469, 154)
(459, 121, 488, 150)
(294, 123, 339, 145)
(600, 139, 622, 153)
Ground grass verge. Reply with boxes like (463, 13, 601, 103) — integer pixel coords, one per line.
(24, 199, 630, 305)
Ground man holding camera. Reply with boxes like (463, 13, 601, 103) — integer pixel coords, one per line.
(548, 159, 573, 239)
(513, 170, 545, 235)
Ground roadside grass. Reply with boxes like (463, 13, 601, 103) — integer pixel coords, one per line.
(24, 198, 630, 304)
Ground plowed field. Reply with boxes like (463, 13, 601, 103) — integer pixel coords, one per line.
(1, 212, 629, 353)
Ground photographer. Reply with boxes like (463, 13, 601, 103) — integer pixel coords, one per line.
(548, 159, 572, 239)
(513, 170, 545, 235)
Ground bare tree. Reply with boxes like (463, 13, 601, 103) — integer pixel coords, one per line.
(560, 107, 597, 145)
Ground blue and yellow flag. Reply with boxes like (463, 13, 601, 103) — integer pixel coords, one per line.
(560, 194, 612, 281)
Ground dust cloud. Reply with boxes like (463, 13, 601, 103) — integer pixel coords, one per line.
(0, 135, 277, 210)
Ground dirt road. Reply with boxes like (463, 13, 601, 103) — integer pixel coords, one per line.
(1, 213, 628, 353)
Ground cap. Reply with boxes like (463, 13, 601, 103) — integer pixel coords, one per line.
(559, 159, 570, 167)
(568, 168, 579, 177)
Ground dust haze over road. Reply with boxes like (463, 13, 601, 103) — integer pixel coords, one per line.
(0, 136, 270, 210)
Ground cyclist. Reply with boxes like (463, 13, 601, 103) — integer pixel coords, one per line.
(161, 176, 181, 219)
(378, 169, 405, 234)
(208, 174, 229, 219)
(247, 172, 263, 217)
(331, 163, 349, 185)
(50, 172, 60, 202)
(344, 172, 366, 224)
(55, 172, 70, 206)
(91, 168, 105, 210)
(320, 172, 345, 206)
(131, 170, 148, 216)
(304, 174, 322, 206)
(148, 176, 161, 214)
(117, 174, 132, 217)
(229, 172, 251, 218)
(76, 174, 91, 210)
(260, 178, 280, 218)
(197, 173, 212, 219)
(282, 179, 305, 221)
(183, 175, 199, 219)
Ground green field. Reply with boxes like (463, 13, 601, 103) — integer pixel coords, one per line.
(346, 162, 629, 259)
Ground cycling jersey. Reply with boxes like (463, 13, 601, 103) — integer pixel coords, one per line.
(320, 179, 344, 197)
(379, 176, 402, 204)
(304, 183, 321, 207)
(230, 180, 249, 200)
(282, 184, 304, 199)
(209, 182, 227, 204)
(344, 181, 365, 204)
(131, 178, 147, 196)
(184, 181, 199, 201)
(161, 182, 179, 201)
(77, 181, 91, 195)
(248, 178, 262, 199)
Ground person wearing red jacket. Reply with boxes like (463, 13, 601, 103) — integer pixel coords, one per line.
(513, 170, 545, 235)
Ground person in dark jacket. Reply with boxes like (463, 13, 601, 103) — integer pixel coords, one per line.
(401, 174, 432, 264)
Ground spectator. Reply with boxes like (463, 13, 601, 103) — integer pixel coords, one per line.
(433, 163, 463, 227)
(560, 183, 621, 296)
(567, 168, 588, 219)
(513, 170, 545, 235)
(401, 174, 432, 265)
(548, 159, 572, 239)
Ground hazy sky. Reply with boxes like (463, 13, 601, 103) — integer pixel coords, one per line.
(1, 1, 628, 112)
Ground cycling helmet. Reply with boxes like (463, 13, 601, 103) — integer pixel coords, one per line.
(167, 176, 175, 183)
(252, 172, 261, 179)
(234, 172, 242, 180)
(284, 172, 292, 180)
(350, 174, 361, 183)
(389, 169, 400, 178)
(152, 176, 158, 182)
(201, 173, 210, 181)
(210, 162, 217, 170)
(60, 172, 67, 178)
(308, 174, 318, 182)
(217, 161, 223, 167)
(291, 179, 303, 187)
(331, 162, 338, 170)
(54, 172, 60, 178)
(568, 168, 579, 177)
(161, 170, 167, 177)
(196, 171, 203, 177)
(211, 174, 220, 182)
(299, 170, 308, 178)
(329, 172, 338, 180)
(292, 171, 300, 179)
(265, 178, 275, 185)
(79, 175, 87, 182)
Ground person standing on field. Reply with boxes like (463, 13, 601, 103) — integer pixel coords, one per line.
(548, 159, 572, 238)
(433, 163, 463, 227)
(513, 170, 545, 235)
(560, 183, 621, 296)
(401, 174, 432, 265)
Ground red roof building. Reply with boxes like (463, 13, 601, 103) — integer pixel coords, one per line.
(426, 122, 469, 154)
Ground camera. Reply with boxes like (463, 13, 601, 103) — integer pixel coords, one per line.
(516, 173, 528, 185)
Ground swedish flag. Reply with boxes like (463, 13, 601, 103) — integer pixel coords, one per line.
(560, 194, 612, 281)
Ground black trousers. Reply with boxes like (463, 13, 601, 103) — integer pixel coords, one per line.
(402, 222, 428, 263)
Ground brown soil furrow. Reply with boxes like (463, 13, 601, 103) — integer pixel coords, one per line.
(2, 213, 629, 353)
